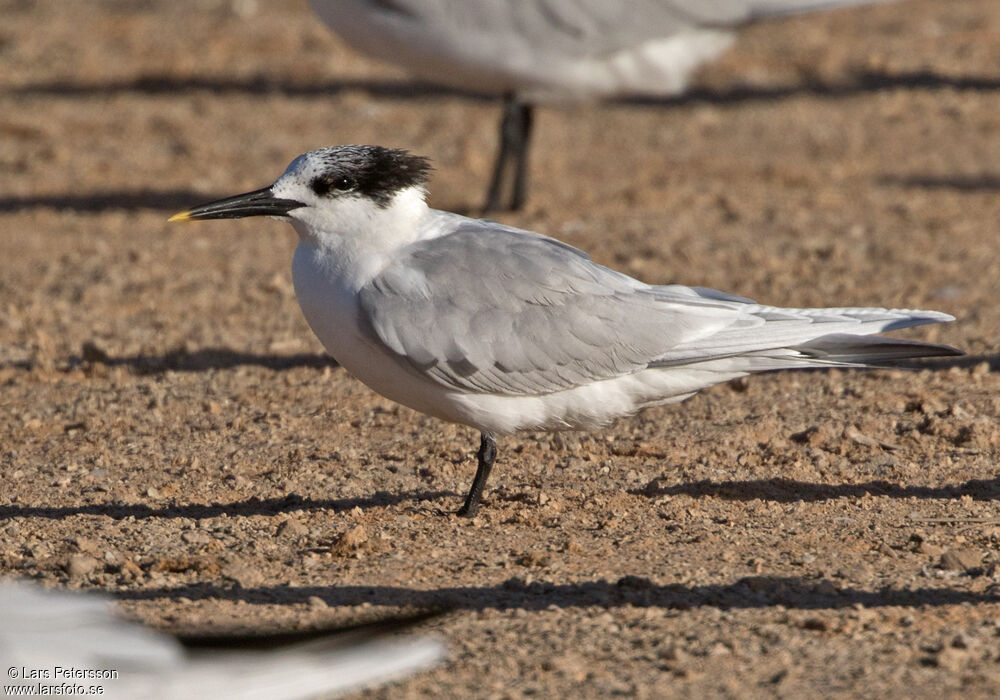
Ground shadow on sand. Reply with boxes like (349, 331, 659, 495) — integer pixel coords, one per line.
(0, 490, 453, 521)
(9, 69, 999, 103)
(6, 350, 992, 376)
(877, 174, 1000, 193)
(634, 475, 1000, 504)
(113, 575, 1000, 612)
(0, 189, 235, 214)
(2, 467, 997, 525)
(4, 348, 338, 374)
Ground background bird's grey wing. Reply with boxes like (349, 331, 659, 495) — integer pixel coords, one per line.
(345, 0, 703, 62)
(351, 0, 725, 60)
(353, 0, 894, 59)
(358, 223, 746, 396)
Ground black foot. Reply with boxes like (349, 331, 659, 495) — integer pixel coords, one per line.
(458, 433, 497, 516)
(456, 503, 478, 518)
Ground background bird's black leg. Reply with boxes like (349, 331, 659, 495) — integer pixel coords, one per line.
(484, 95, 533, 212)
(457, 433, 497, 517)
(509, 101, 534, 211)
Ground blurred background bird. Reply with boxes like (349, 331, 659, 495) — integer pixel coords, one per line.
(0, 581, 444, 700)
(309, 0, 898, 212)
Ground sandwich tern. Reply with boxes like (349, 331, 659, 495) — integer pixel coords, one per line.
(308, 0, 896, 211)
(0, 580, 444, 700)
(171, 145, 959, 516)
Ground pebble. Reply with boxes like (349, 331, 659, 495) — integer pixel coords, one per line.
(276, 518, 308, 538)
(814, 580, 838, 596)
(933, 647, 967, 672)
(939, 549, 982, 572)
(951, 633, 975, 650)
(181, 529, 213, 546)
(835, 565, 870, 582)
(790, 426, 828, 447)
(81, 340, 108, 364)
(708, 642, 731, 657)
(102, 549, 122, 565)
(918, 542, 944, 558)
(802, 617, 828, 631)
(221, 560, 265, 588)
(65, 554, 101, 579)
(73, 537, 98, 554)
(119, 560, 143, 581)
(516, 551, 551, 568)
(332, 525, 368, 556)
(657, 645, 689, 663)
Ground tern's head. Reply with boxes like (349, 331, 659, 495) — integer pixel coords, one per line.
(170, 145, 432, 241)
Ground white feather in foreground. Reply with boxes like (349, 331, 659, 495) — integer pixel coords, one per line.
(0, 581, 444, 700)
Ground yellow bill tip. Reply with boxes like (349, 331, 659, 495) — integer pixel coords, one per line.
(167, 210, 193, 222)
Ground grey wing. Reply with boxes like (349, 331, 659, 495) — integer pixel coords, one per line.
(358, 224, 744, 396)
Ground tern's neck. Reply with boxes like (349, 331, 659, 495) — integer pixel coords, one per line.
(291, 187, 434, 274)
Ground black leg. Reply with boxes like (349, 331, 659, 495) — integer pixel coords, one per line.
(457, 433, 497, 517)
(484, 96, 534, 213)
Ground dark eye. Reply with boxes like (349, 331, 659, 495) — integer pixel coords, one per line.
(310, 175, 356, 196)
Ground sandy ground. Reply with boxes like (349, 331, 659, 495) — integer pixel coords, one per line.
(2, 0, 1000, 697)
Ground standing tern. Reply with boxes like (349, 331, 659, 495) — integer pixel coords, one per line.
(170, 145, 959, 516)
(308, 0, 897, 211)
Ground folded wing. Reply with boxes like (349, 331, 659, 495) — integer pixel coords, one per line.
(359, 223, 957, 398)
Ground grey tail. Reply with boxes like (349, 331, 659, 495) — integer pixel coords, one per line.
(792, 334, 963, 367)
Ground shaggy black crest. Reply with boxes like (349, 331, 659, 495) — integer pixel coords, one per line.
(309, 146, 432, 207)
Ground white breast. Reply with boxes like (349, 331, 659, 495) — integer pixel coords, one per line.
(292, 240, 474, 425)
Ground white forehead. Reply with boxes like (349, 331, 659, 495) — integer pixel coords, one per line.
(272, 149, 341, 197)
(279, 150, 330, 183)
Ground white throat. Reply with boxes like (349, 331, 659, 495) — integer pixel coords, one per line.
(289, 186, 432, 285)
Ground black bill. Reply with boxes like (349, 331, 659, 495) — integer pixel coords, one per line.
(169, 187, 304, 221)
